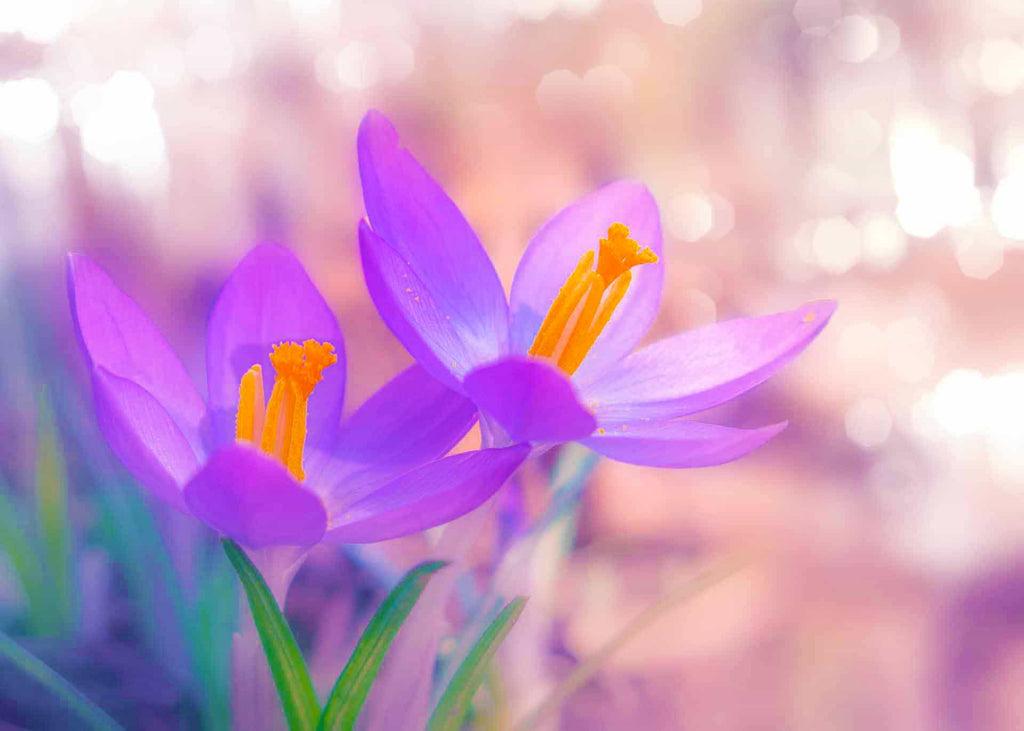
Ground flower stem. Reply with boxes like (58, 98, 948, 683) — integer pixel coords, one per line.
(230, 545, 308, 731)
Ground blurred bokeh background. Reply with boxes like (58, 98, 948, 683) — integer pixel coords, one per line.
(1, 0, 1023, 728)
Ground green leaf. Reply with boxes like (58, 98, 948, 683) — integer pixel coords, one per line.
(189, 544, 237, 731)
(33, 392, 75, 635)
(0, 629, 125, 731)
(318, 560, 447, 731)
(0, 489, 48, 629)
(222, 539, 320, 731)
(427, 597, 527, 731)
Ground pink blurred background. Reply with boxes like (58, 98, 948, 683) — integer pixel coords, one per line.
(2, 0, 1023, 728)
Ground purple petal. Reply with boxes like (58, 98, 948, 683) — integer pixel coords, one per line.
(359, 221, 477, 390)
(67, 253, 207, 456)
(581, 300, 837, 422)
(182, 444, 327, 548)
(311, 364, 477, 508)
(463, 357, 596, 444)
(581, 418, 787, 468)
(206, 244, 345, 449)
(322, 445, 529, 544)
(357, 111, 508, 368)
(91, 368, 198, 512)
(508, 181, 664, 383)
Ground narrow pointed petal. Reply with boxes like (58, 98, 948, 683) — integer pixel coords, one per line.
(581, 419, 787, 468)
(581, 300, 836, 422)
(206, 244, 345, 449)
(357, 111, 508, 367)
(359, 221, 477, 389)
(183, 445, 327, 548)
(91, 368, 198, 512)
(508, 181, 663, 382)
(323, 445, 529, 544)
(68, 253, 207, 455)
(463, 357, 596, 444)
(312, 364, 477, 506)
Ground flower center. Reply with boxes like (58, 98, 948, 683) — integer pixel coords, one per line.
(235, 340, 337, 481)
(528, 223, 657, 375)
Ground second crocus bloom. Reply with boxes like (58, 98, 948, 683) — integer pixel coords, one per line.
(357, 110, 835, 464)
(68, 245, 527, 549)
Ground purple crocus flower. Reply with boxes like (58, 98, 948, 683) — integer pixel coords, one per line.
(67, 245, 528, 550)
(357, 110, 835, 462)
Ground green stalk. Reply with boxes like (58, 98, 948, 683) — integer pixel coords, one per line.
(0, 630, 124, 731)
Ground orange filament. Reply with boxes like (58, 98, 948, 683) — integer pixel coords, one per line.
(528, 223, 657, 375)
(235, 339, 337, 481)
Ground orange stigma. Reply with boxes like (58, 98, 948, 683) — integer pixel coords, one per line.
(234, 339, 337, 481)
(529, 223, 657, 375)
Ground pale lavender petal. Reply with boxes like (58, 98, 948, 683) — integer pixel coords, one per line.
(581, 418, 787, 468)
(508, 181, 663, 382)
(182, 444, 327, 548)
(463, 357, 596, 444)
(206, 244, 345, 449)
(322, 445, 529, 543)
(68, 253, 207, 456)
(91, 368, 198, 512)
(581, 300, 837, 422)
(311, 363, 477, 509)
(359, 221, 477, 389)
(358, 111, 508, 367)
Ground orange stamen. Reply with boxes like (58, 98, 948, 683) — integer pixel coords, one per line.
(529, 251, 596, 358)
(235, 365, 265, 442)
(529, 223, 656, 375)
(236, 339, 337, 481)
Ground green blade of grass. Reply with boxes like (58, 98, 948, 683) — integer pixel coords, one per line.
(426, 597, 527, 731)
(222, 539, 320, 731)
(190, 543, 237, 731)
(318, 560, 447, 731)
(0, 489, 48, 630)
(0, 629, 125, 731)
(511, 555, 745, 731)
(34, 392, 74, 635)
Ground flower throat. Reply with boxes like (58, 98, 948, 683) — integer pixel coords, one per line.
(235, 340, 337, 481)
(529, 223, 657, 375)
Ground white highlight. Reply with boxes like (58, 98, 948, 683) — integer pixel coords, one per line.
(335, 42, 380, 90)
(0, 0, 71, 44)
(916, 369, 1024, 479)
(812, 216, 861, 274)
(890, 116, 981, 238)
(992, 172, 1024, 241)
(831, 15, 879, 63)
(667, 193, 714, 242)
(0, 78, 60, 143)
(923, 369, 988, 437)
(977, 39, 1024, 96)
(654, 0, 702, 27)
(860, 212, 907, 268)
(70, 71, 167, 184)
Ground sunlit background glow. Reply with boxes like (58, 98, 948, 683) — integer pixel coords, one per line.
(1, 0, 1022, 728)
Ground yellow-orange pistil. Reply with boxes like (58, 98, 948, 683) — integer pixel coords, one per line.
(235, 340, 338, 481)
(529, 223, 658, 375)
